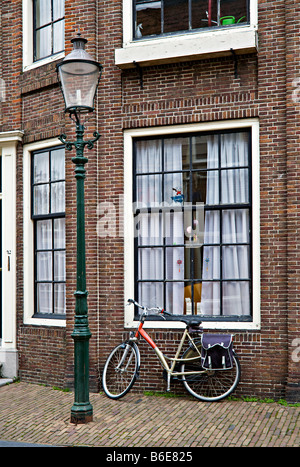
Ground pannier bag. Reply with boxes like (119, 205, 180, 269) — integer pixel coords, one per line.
(201, 334, 234, 370)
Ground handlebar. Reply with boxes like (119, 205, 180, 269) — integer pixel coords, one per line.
(127, 298, 172, 318)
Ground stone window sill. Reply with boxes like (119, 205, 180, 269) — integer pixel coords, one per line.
(115, 26, 258, 69)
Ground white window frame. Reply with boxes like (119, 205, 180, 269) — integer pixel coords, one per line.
(23, 138, 66, 327)
(124, 119, 260, 330)
(22, 0, 65, 72)
(115, 0, 258, 68)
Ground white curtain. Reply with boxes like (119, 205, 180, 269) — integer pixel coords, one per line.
(36, 218, 65, 314)
(54, 218, 66, 314)
(200, 135, 220, 315)
(201, 133, 250, 316)
(136, 133, 250, 316)
(35, 0, 64, 58)
(136, 139, 184, 314)
(36, 219, 52, 314)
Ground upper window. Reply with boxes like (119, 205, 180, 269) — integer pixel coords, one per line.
(33, 0, 65, 62)
(134, 0, 249, 39)
(31, 146, 65, 317)
(115, 0, 257, 69)
(133, 130, 251, 321)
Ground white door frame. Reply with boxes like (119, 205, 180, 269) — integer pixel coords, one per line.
(0, 131, 23, 378)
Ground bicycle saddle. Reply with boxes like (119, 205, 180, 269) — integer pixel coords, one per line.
(168, 315, 202, 327)
(147, 313, 202, 326)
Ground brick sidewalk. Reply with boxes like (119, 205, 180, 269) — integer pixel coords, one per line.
(0, 382, 300, 447)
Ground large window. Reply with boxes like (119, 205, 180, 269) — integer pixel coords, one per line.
(32, 147, 65, 317)
(134, 0, 249, 39)
(33, 0, 65, 61)
(133, 130, 251, 320)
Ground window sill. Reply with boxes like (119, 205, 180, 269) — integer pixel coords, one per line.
(23, 52, 65, 73)
(115, 26, 258, 69)
(24, 316, 66, 327)
(125, 316, 260, 331)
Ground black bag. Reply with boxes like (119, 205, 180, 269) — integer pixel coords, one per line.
(201, 334, 234, 370)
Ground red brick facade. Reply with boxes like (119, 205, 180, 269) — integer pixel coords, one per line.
(0, 0, 300, 401)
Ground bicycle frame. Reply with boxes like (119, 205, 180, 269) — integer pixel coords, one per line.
(131, 320, 206, 391)
(102, 300, 240, 401)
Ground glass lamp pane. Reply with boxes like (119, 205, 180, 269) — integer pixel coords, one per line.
(58, 60, 101, 111)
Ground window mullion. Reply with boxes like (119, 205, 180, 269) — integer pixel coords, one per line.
(189, 136, 195, 313)
(162, 138, 166, 309)
(218, 134, 223, 316)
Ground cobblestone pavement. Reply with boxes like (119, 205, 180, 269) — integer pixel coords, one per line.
(0, 382, 300, 448)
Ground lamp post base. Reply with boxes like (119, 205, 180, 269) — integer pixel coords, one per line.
(70, 403, 93, 424)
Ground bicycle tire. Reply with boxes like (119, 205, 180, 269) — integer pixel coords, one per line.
(180, 343, 241, 402)
(102, 342, 140, 399)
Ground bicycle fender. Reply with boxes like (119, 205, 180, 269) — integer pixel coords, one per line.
(188, 339, 201, 349)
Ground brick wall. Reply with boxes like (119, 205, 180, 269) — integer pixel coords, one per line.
(95, 0, 293, 402)
(0, 0, 22, 131)
(285, 0, 300, 401)
(1, 0, 299, 401)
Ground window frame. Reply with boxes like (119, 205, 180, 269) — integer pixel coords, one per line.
(124, 119, 260, 331)
(31, 146, 66, 319)
(22, 0, 65, 71)
(133, 130, 252, 321)
(132, 0, 250, 40)
(33, 0, 65, 63)
(115, 0, 257, 68)
(23, 139, 66, 327)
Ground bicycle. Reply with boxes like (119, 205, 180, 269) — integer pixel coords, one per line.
(102, 298, 241, 402)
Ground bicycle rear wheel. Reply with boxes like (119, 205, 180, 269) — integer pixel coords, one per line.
(181, 343, 240, 402)
(102, 342, 139, 399)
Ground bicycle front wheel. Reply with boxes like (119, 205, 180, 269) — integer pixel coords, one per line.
(102, 342, 139, 399)
(181, 344, 240, 402)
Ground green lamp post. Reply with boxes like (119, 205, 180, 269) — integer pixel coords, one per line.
(56, 32, 102, 424)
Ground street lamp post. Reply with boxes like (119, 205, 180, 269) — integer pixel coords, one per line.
(56, 33, 102, 424)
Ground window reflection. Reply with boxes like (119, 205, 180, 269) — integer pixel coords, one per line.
(134, 0, 249, 39)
